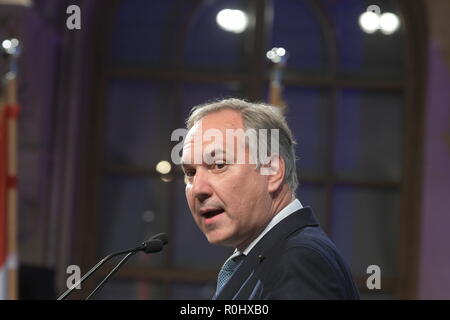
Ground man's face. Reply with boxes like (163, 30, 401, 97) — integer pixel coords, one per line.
(181, 109, 273, 250)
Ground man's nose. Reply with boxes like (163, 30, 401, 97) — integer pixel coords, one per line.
(192, 168, 213, 203)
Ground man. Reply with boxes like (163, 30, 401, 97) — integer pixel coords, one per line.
(181, 98, 359, 300)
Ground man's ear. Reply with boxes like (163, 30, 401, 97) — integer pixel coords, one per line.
(264, 154, 285, 194)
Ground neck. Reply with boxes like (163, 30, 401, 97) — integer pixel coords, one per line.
(235, 185, 294, 252)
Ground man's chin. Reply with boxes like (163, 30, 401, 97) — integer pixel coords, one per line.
(205, 232, 234, 247)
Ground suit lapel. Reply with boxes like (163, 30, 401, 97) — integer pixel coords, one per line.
(215, 207, 319, 300)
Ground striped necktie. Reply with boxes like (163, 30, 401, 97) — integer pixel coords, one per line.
(215, 253, 245, 295)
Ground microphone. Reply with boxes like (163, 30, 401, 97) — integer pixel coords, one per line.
(143, 232, 168, 247)
(57, 233, 169, 300)
(142, 238, 164, 253)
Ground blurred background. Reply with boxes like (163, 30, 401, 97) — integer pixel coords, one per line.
(0, 0, 449, 300)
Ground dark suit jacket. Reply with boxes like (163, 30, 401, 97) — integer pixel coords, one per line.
(213, 207, 360, 300)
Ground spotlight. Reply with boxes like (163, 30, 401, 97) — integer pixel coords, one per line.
(359, 9, 400, 35)
(156, 161, 172, 175)
(276, 48, 286, 57)
(266, 47, 287, 64)
(2, 40, 12, 50)
(216, 9, 248, 34)
(359, 11, 380, 34)
(379, 12, 400, 35)
(1, 38, 21, 56)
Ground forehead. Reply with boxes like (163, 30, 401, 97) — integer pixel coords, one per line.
(182, 109, 246, 161)
(194, 109, 243, 131)
(185, 109, 244, 142)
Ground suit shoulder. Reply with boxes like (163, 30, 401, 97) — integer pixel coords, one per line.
(284, 225, 340, 257)
(262, 226, 360, 299)
(283, 226, 352, 280)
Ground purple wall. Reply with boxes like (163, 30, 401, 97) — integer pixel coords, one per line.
(419, 38, 450, 299)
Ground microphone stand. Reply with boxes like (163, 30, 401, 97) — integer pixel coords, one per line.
(84, 238, 165, 299)
(57, 246, 142, 300)
(57, 233, 168, 300)
(85, 251, 135, 300)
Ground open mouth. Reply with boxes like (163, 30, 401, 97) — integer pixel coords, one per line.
(201, 208, 225, 219)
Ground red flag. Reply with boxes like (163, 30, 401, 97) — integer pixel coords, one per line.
(0, 99, 20, 299)
(0, 104, 10, 299)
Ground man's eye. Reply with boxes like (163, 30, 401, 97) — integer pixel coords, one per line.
(185, 169, 196, 177)
(214, 162, 226, 170)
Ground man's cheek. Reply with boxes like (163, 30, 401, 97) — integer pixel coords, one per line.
(187, 199, 196, 217)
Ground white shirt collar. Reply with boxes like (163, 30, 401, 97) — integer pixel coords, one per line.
(236, 198, 303, 256)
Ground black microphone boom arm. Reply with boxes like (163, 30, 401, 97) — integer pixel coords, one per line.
(57, 233, 168, 300)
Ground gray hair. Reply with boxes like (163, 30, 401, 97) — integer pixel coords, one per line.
(186, 98, 298, 193)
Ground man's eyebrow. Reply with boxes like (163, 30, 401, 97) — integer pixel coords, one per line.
(180, 149, 228, 169)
